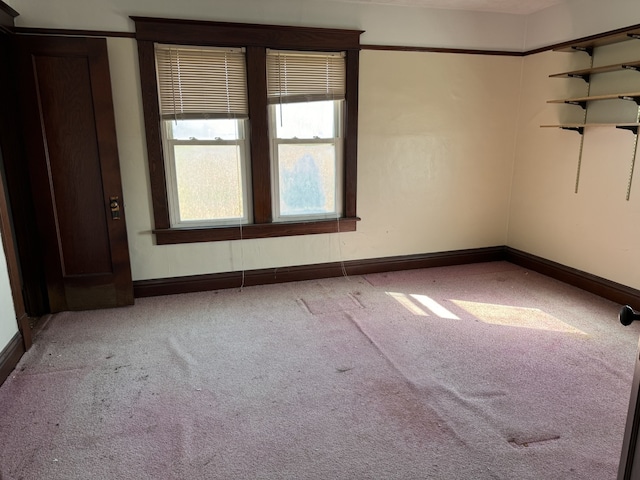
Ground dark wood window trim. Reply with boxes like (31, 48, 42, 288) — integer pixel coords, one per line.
(153, 217, 359, 245)
(132, 17, 362, 244)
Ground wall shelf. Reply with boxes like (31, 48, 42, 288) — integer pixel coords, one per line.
(541, 123, 640, 129)
(544, 27, 640, 199)
(549, 61, 640, 82)
(553, 29, 640, 54)
(547, 92, 640, 108)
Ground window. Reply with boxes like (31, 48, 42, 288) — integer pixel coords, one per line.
(155, 46, 251, 227)
(266, 50, 345, 222)
(133, 17, 362, 244)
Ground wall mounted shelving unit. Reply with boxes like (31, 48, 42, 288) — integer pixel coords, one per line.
(541, 28, 640, 200)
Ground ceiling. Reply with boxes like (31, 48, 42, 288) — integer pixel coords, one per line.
(328, 0, 570, 15)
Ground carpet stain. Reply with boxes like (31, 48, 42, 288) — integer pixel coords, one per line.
(335, 367, 354, 373)
(508, 434, 561, 448)
(366, 379, 459, 446)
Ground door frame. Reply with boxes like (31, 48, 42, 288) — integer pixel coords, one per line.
(0, 0, 31, 350)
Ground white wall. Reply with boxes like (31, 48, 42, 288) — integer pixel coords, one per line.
(0, 231, 18, 350)
(356, 50, 518, 257)
(526, 0, 640, 50)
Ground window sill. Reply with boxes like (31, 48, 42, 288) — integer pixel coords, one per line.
(153, 217, 360, 245)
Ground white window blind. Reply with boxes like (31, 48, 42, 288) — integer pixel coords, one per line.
(155, 45, 248, 119)
(266, 50, 346, 104)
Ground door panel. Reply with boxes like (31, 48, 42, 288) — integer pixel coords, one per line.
(17, 35, 133, 312)
(37, 55, 113, 276)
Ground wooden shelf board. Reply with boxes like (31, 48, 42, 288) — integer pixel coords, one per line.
(547, 91, 640, 104)
(550, 61, 640, 78)
(540, 123, 640, 128)
(554, 29, 640, 52)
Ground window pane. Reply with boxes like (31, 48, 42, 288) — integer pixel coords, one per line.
(174, 145, 245, 221)
(169, 119, 243, 141)
(277, 144, 337, 216)
(273, 101, 337, 139)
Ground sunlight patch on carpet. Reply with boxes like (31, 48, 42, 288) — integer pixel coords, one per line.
(451, 300, 587, 335)
(410, 294, 460, 320)
(386, 292, 428, 316)
(386, 292, 461, 319)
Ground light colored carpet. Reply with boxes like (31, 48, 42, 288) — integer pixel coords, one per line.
(1, 261, 638, 479)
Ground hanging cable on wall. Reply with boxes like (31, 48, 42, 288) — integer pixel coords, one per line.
(335, 212, 349, 280)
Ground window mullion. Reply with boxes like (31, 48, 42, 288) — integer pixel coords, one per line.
(245, 46, 272, 224)
(344, 49, 359, 219)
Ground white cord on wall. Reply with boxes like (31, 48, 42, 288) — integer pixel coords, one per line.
(336, 212, 349, 280)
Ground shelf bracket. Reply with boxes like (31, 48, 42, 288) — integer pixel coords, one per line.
(619, 95, 640, 105)
(627, 34, 640, 41)
(571, 46, 594, 56)
(568, 73, 590, 83)
(561, 126, 585, 135)
(622, 64, 640, 73)
(565, 100, 587, 109)
(617, 126, 640, 135)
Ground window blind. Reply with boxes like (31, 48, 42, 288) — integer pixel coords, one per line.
(266, 50, 346, 104)
(155, 45, 248, 120)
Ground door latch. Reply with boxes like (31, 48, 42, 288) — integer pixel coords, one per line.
(110, 196, 121, 220)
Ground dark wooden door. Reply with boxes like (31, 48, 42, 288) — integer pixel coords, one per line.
(16, 35, 133, 312)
